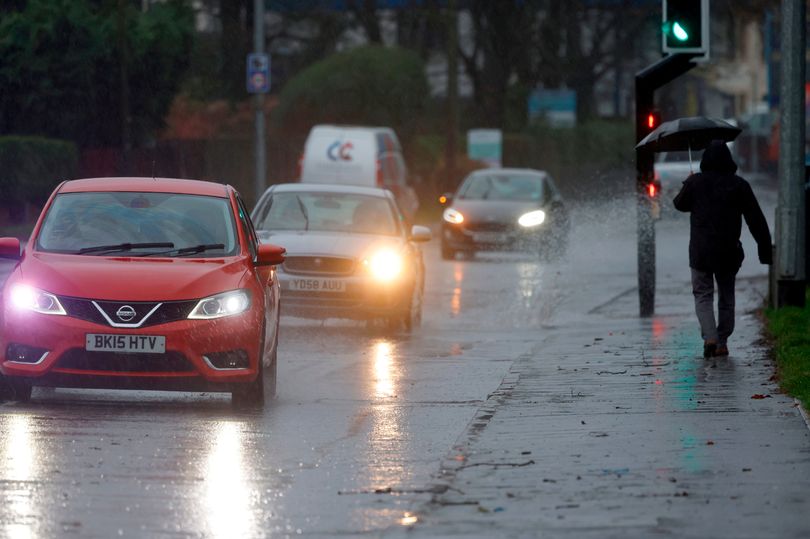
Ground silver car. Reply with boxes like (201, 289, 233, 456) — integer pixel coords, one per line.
(251, 184, 431, 330)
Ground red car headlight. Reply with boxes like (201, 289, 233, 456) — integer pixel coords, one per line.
(9, 284, 67, 315)
(188, 290, 251, 320)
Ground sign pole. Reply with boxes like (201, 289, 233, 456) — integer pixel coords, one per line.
(253, 0, 266, 203)
(775, 0, 806, 307)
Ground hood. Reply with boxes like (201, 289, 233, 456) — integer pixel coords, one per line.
(700, 140, 737, 175)
(258, 230, 404, 259)
(17, 252, 249, 301)
(450, 199, 544, 223)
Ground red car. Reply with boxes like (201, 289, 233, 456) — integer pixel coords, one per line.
(0, 178, 285, 406)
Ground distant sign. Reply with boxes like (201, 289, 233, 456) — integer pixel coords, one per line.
(246, 53, 270, 94)
(467, 129, 502, 168)
(528, 88, 576, 127)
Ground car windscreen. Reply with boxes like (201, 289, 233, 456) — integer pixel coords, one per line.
(255, 192, 400, 236)
(36, 192, 239, 256)
(458, 174, 546, 201)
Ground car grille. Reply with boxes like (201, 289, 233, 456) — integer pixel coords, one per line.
(55, 349, 195, 373)
(283, 256, 355, 275)
(59, 297, 199, 328)
(463, 222, 513, 232)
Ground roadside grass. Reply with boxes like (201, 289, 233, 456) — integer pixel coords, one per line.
(765, 291, 810, 410)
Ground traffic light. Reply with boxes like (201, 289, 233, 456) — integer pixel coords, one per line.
(646, 110, 661, 133)
(648, 176, 662, 220)
(638, 108, 662, 140)
(662, 0, 709, 56)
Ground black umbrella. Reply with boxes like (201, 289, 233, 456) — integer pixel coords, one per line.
(635, 116, 742, 153)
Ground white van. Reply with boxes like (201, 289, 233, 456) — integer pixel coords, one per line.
(299, 125, 419, 219)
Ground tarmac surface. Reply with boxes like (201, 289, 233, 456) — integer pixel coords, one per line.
(1, 179, 808, 538)
(384, 184, 810, 538)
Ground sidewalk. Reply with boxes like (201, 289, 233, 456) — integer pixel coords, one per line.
(390, 276, 810, 538)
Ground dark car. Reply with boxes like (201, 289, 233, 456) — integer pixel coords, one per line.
(440, 168, 569, 259)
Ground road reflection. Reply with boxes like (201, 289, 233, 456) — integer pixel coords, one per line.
(366, 339, 406, 492)
(203, 421, 257, 539)
(451, 263, 464, 316)
(2, 414, 38, 539)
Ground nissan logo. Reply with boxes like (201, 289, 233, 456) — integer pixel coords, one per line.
(116, 305, 137, 322)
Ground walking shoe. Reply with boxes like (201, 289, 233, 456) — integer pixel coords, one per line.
(703, 341, 717, 358)
(714, 344, 729, 356)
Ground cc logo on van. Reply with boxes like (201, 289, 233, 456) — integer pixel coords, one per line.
(327, 141, 353, 162)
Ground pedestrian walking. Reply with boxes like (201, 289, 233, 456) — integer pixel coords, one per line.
(673, 140, 772, 358)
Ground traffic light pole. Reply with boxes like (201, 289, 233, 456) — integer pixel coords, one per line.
(636, 53, 699, 317)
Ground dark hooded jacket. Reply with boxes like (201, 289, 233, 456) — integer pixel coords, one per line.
(673, 140, 772, 272)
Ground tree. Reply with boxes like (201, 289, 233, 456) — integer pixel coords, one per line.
(458, 0, 659, 126)
(0, 0, 194, 147)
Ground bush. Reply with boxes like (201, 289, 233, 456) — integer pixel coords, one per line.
(272, 45, 429, 142)
(0, 136, 78, 221)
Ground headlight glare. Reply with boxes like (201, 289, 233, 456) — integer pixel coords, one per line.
(442, 207, 464, 224)
(366, 250, 403, 282)
(188, 290, 251, 319)
(518, 210, 546, 228)
(10, 284, 66, 315)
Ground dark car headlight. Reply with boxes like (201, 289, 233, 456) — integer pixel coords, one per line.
(442, 207, 464, 224)
(518, 210, 546, 228)
(188, 290, 251, 319)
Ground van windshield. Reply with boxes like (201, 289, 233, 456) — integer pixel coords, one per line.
(255, 192, 400, 236)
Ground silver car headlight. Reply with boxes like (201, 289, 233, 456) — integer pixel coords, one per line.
(518, 210, 546, 228)
(364, 249, 404, 282)
(188, 290, 251, 319)
(9, 284, 66, 315)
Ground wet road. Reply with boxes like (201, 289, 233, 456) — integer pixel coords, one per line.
(0, 183, 781, 538)
(0, 229, 565, 537)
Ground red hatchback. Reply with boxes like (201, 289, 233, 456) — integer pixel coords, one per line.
(0, 178, 285, 406)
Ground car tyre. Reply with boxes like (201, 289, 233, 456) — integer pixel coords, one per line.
(232, 320, 277, 408)
(3, 378, 33, 402)
(402, 282, 423, 332)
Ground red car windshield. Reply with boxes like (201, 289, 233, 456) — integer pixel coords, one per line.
(36, 192, 239, 256)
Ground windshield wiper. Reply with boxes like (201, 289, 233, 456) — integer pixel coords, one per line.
(295, 195, 310, 231)
(139, 243, 225, 257)
(78, 242, 174, 255)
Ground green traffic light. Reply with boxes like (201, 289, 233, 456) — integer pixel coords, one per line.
(673, 22, 689, 41)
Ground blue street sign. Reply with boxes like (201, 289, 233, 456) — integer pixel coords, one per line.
(247, 53, 271, 94)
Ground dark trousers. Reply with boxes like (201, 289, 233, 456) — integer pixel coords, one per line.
(690, 268, 736, 345)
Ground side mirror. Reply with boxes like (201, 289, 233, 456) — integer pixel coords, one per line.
(409, 225, 432, 243)
(0, 238, 21, 260)
(438, 192, 453, 206)
(256, 243, 286, 266)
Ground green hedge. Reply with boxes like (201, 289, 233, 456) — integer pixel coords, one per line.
(0, 136, 77, 215)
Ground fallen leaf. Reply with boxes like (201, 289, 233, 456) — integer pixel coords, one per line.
(706, 441, 715, 445)
(751, 394, 772, 399)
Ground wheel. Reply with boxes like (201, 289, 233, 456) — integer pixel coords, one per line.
(2, 378, 32, 402)
(232, 360, 264, 407)
(441, 240, 456, 260)
(402, 281, 423, 332)
(232, 319, 278, 407)
(264, 318, 279, 401)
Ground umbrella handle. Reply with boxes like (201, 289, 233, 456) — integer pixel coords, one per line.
(688, 142, 693, 174)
